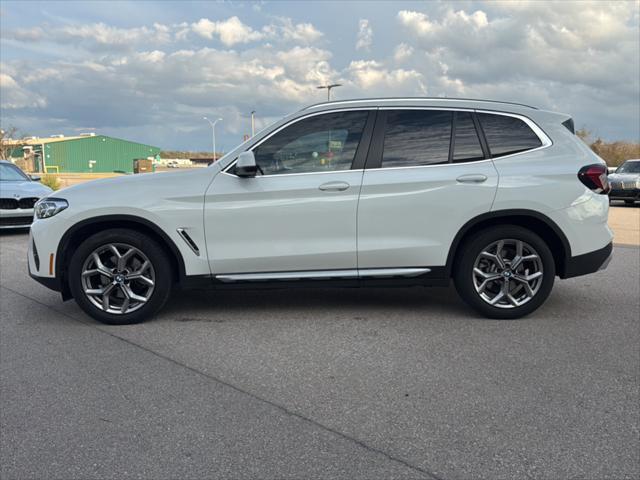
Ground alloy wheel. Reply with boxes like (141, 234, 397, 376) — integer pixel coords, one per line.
(80, 243, 155, 315)
(472, 239, 544, 309)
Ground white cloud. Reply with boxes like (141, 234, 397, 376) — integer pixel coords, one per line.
(393, 43, 414, 62)
(1, 4, 637, 147)
(275, 17, 323, 43)
(346, 60, 425, 93)
(356, 19, 373, 51)
(8, 22, 172, 50)
(0, 71, 47, 109)
(191, 16, 265, 46)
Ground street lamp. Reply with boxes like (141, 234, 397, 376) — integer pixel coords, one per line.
(250, 110, 256, 137)
(203, 116, 223, 161)
(317, 83, 342, 101)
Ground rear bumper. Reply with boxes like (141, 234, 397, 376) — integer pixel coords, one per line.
(562, 242, 613, 279)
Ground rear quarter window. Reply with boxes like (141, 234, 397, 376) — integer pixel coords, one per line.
(477, 113, 542, 158)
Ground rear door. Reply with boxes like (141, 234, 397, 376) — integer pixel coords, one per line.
(205, 109, 375, 275)
(357, 109, 499, 270)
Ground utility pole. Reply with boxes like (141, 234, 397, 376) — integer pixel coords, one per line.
(203, 116, 222, 161)
(317, 83, 342, 101)
(250, 110, 256, 137)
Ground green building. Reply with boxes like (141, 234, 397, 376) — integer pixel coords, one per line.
(10, 134, 161, 173)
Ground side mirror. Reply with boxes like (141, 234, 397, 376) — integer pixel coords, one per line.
(30, 175, 41, 182)
(236, 151, 258, 178)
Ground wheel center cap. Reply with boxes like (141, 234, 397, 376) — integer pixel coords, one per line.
(502, 270, 513, 278)
(115, 274, 125, 284)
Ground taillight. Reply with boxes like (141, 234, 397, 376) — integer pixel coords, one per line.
(578, 164, 610, 194)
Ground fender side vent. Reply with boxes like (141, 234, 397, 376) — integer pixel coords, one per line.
(177, 228, 200, 256)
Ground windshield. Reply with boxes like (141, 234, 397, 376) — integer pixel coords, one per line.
(0, 162, 30, 181)
(616, 161, 640, 174)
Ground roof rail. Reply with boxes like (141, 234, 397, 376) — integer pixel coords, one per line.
(302, 97, 539, 111)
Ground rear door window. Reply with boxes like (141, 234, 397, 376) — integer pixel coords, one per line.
(477, 113, 542, 157)
(381, 110, 452, 168)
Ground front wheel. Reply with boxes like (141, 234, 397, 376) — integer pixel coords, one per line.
(454, 226, 555, 319)
(68, 229, 172, 325)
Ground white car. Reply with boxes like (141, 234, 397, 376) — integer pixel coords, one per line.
(0, 160, 53, 229)
(28, 98, 613, 324)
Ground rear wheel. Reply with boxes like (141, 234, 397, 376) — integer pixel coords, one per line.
(454, 226, 555, 319)
(68, 229, 172, 325)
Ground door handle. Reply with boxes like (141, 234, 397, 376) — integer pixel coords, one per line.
(456, 174, 488, 184)
(319, 181, 350, 192)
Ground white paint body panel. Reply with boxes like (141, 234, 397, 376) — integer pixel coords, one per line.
(27, 98, 612, 286)
(205, 170, 363, 273)
(358, 160, 499, 268)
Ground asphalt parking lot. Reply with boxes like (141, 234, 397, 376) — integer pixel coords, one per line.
(1, 229, 639, 479)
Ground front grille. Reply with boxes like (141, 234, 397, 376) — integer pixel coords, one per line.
(0, 216, 33, 227)
(0, 198, 18, 210)
(18, 197, 38, 209)
(0, 197, 39, 210)
(611, 180, 638, 190)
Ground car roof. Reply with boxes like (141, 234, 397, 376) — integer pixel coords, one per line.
(303, 97, 539, 112)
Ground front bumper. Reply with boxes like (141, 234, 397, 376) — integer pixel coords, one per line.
(562, 242, 613, 279)
(0, 208, 34, 229)
(609, 188, 639, 201)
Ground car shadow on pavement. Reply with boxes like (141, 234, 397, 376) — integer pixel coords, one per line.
(161, 284, 471, 319)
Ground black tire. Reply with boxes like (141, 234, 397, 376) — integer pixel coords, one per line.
(453, 225, 555, 319)
(68, 229, 172, 325)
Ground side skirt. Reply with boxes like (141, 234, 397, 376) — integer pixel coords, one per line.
(179, 267, 448, 291)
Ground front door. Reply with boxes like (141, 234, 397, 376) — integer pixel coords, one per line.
(204, 110, 374, 275)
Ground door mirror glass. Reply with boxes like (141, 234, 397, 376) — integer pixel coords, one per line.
(236, 151, 258, 177)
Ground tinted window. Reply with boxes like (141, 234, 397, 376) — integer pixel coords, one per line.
(0, 162, 30, 181)
(617, 161, 640, 174)
(249, 111, 368, 175)
(452, 112, 484, 162)
(382, 110, 452, 167)
(477, 113, 542, 157)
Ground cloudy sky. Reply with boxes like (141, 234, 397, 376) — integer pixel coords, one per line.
(1, 0, 638, 151)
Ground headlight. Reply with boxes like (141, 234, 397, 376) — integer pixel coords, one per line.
(34, 198, 68, 219)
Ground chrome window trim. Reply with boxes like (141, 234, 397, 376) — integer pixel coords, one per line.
(373, 107, 552, 169)
(222, 168, 364, 179)
(370, 158, 494, 173)
(223, 107, 376, 178)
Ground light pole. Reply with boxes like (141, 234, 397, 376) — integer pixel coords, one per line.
(203, 116, 222, 161)
(250, 110, 256, 137)
(317, 83, 342, 101)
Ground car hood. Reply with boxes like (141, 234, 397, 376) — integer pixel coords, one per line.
(609, 173, 640, 181)
(0, 180, 53, 198)
(54, 166, 220, 210)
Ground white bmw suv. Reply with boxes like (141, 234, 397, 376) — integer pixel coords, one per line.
(29, 98, 613, 324)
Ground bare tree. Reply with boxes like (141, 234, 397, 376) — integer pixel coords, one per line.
(0, 126, 20, 160)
